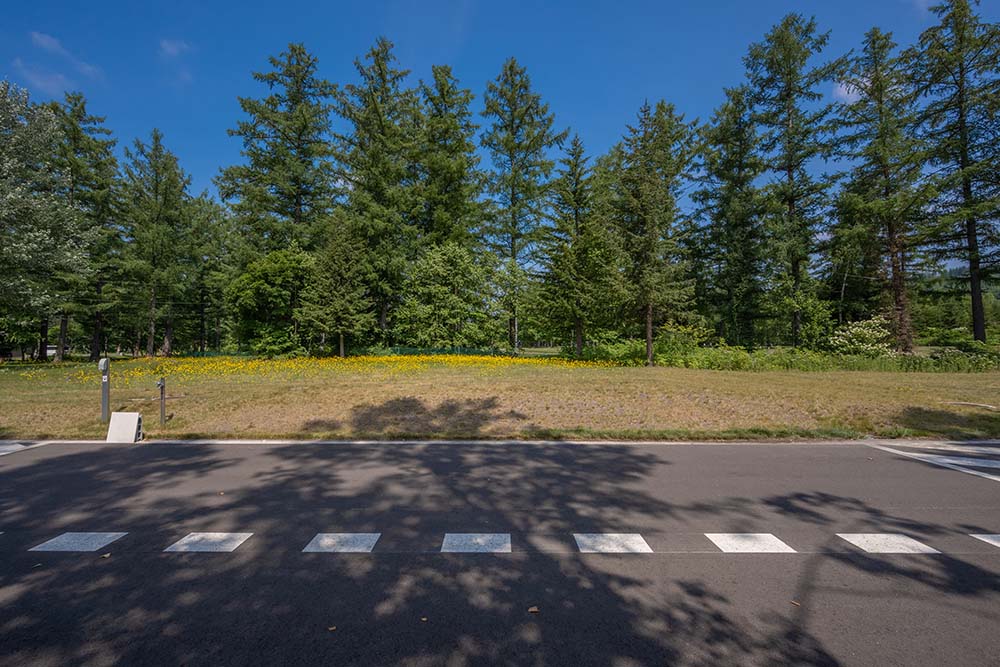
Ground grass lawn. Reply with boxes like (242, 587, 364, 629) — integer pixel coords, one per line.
(1, 355, 998, 440)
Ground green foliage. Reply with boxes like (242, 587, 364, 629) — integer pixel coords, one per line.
(540, 136, 626, 354)
(333, 37, 421, 342)
(616, 100, 698, 364)
(480, 57, 567, 347)
(745, 13, 844, 346)
(217, 43, 335, 253)
(907, 0, 1000, 343)
(415, 65, 482, 247)
(395, 243, 501, 348)
(693, 86, 766, 348)
(226, 247, 312, 357)
(297, 220, 374, 355)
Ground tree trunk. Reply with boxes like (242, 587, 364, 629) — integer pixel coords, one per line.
(146, 289, 157, 357)
(90, 282, 104, 362)
(573, 315, 584, 357)
(645, 303, 654, 367)
(161, 315, 173, 357)
(55, 311, 68, 362)
(339, 332, 345, 358)
(198, 288, 207, 354)
(38, 317, 49, 362)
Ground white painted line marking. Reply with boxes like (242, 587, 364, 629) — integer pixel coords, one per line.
(837, 533, 939, 554)
(971, 534, 1000, 549)
(303, 533, 381, 553)
(29, 532, 127, 552)
(441, 533, 511, 553)
(867, 444, 1000, 483)
(573, 533, 653, 553)
(705, 533, 796, 553)
(164, 532, 253, 553)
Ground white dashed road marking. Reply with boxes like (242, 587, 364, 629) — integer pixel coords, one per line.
(29, 532, 128, 552)
(971, 534, 1000, 549)
(705, 533, 797, 553)
(303, 533, 381, 553)
(573, 533, 653, 553)
(441, 533, 512, 553)
(837, 533, 940, 554)
(164, 532, 253, 553)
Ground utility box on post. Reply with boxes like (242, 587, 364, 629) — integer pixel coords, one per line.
(107, 412, 143, 443)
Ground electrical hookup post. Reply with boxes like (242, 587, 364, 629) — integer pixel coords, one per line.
(99, 358, 110, 423)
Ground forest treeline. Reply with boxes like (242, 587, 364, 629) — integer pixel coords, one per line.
(1, 0, 998, 364)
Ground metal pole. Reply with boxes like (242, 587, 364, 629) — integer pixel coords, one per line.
(99, 358, 110, 423)
(157, 377, 166, 427)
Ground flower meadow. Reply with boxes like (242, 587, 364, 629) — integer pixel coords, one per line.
(53, 354, 614, 389)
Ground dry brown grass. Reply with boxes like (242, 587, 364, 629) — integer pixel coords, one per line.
(1, 357, 998, 440)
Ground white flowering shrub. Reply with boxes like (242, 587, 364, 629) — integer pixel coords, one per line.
(828, 316, 896, 358)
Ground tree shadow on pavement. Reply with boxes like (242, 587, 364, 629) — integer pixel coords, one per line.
(0, 440, 997, 665)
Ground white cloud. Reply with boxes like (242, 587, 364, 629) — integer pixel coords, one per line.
(833, 81, 861, 104)
(159, 39, 191, 58)
(11, 57, 73, 96)
(28, 31, 101, 79)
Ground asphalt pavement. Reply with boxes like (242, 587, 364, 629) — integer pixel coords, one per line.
(0, 439, 998, 666)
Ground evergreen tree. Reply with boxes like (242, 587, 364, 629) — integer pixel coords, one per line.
(297, 220, 374, 357)
(50, 92, 119, 361)
(0, 82, 86, 361)
(480, 58, 567, 349)
(745, 14, 844, 346)
(541, 135, 624, 355)
(908, 0, 1000, 342)
(217, 43, 335, 254)
(395, 243, 500, 348)
(834, 28, 934, 351)
(617, 101, 697, 366)
(120, 129, 191, 356)
(333, 37, 421, 340)
(186, 194, 233, 353)
(415, 65, 482, 247)
(693, 86, 766, 348)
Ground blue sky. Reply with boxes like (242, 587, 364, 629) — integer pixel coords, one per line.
(4, 0, 996, 195)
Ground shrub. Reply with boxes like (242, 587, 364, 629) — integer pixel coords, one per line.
(828, 316, 896, 358)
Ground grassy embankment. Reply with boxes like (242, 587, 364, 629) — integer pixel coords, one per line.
(0, 355, 997, 440)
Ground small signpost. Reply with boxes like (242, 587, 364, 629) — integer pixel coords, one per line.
(99, 358, 110, 423)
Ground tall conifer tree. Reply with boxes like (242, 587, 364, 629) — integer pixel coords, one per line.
(908, 0, 1000, 342)
(745, 14, 843, 346)
(218, 43, 335, 254)
(834, 28, 933, 351)
(617, 101, 697, 366)
(333, 37, 421, 340)
(694, 87, 766, 348)
(416, 65, 482, 247)
(480, 58, 567, 349)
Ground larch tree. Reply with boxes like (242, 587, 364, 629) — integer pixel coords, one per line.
(51, 92, 119, 361)
(617, 101, 698, 366)
(745, 13, 844, 347)
(217, 43, 335, 255)
(333, 37, 421, 341)
(120, 129, 191, 357)
(834, 28, 934, 352)
(480, 57, 567, 350)
(541, 135, 623, 355)
(415, 65, 482, 248)
(693, 86, 767, 348)
(908, 0, 1000, 343)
